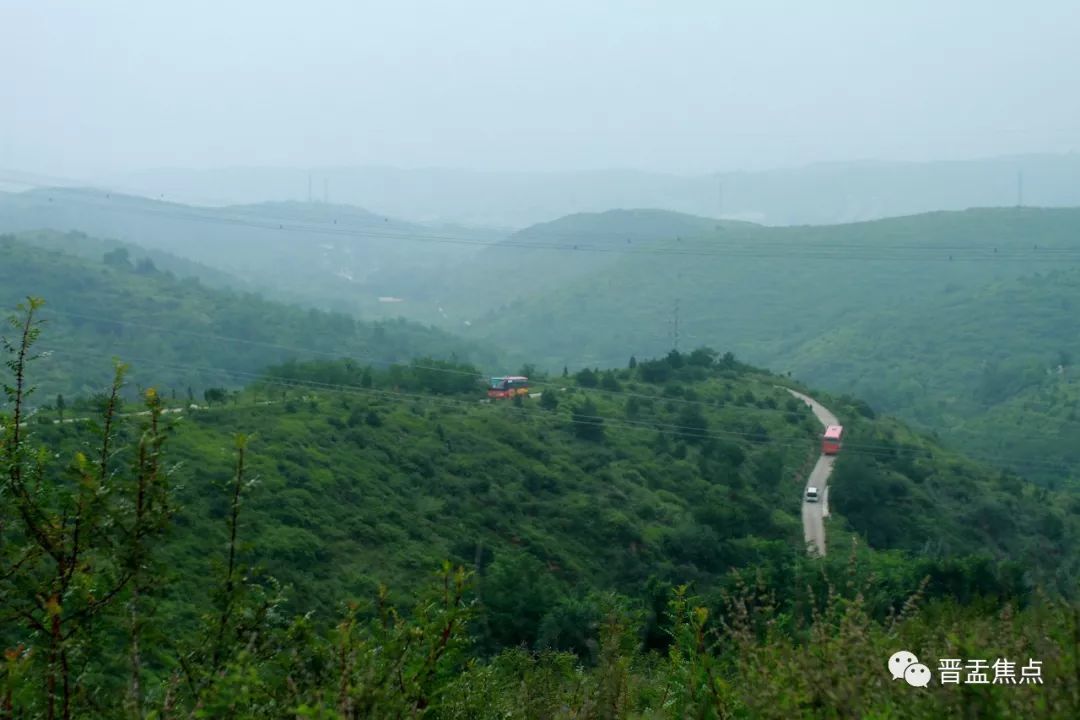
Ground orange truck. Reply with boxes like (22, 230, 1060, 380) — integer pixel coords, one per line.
(822, 424, 843, 455)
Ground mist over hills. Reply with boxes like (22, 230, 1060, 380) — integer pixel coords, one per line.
(0, 187, 499, 317)
(451, 206, 1080, 486)
(0, 230, 499, 398)
(8, 186, 1080, 488)
(96, 153, 1080, 227)
(5, 178, 1080, 717)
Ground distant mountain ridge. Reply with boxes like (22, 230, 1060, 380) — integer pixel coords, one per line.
(86, 153, 1080, 227)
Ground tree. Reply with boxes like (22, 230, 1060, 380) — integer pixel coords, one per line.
(540, 389, 559, 410)
(629, 356, 638, 369)
(55, 393, 65, 420)
(204, 387, 228, 406)
(103, 247, 132, 268)
(409, 358, 480, 395)
(677, 405, 709, 443)
(478, 552, 560, 650)
(134, 257, 158, 275)
(639, 359, 671, 383)
(562, 366, 569, 378)
(688, 347, 717, 367)
(1, 300, 171, 719)
(575, 368, 599, 388)
(571, 399, 605, 442)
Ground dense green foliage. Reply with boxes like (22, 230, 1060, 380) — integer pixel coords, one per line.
(464, 208, 1080, 366)
(3, 301, 1079, 717)
(413, 209, 742, 325)
(9, 196, 1080, 489)
(790, 268, 1080, 486)
(446, 207, 1080, 485)
(13, 229, 242, 289)
(0, 233, 498, 399)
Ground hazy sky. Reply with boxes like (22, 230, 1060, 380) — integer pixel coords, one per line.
(3, 0, 1078, 178)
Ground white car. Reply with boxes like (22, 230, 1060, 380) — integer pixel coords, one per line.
(805, 486, 819, 503)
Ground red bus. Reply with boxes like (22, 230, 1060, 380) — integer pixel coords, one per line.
(822, 425, 843, 455)
(488, 376, 529, 399)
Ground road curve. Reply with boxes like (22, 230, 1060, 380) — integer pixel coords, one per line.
(783, 388, 840, 557)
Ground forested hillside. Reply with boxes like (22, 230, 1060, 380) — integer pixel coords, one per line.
(0, 233, 498, 398)
(412, 209, 738, 325)
(790, 268, 1080, 486)
(165, 355, 1078, 622)
(3, 303, 1077, 717)
(0, 188, 501, 316)
(13, 228, 243, 289)
(467, 207, 1080, 365)
(25, 337, 1080, 628)
(456, 207, 1080, 484)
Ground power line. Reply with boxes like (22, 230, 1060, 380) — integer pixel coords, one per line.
(673, 298, 680, 351)
(33, 305, 812, 423)
(22, 348, 887, 454)
(24, 304, 1080, 472)
(28, 341, 1077, 477)
(4, 184, 1078, 472)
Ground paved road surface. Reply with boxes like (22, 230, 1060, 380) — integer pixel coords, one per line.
(783, 388, 840, 557)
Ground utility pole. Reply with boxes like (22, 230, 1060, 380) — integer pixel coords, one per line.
(672, 298, 680, 351)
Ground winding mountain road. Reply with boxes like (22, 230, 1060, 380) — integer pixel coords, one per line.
(783, 388, 840, 557)
(17, 382, 838, 556)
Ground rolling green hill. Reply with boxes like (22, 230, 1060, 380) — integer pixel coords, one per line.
(456, 207, 1080, 483)
(11, 228, 243, 289)
(5, 302, 1078, 717)
(0, 232, 499, 399)
(787, 268, 1080, 485)
(0, 187, 502, 317)
(30, 347, 1080, 626)
(412, 209, 739, 326)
